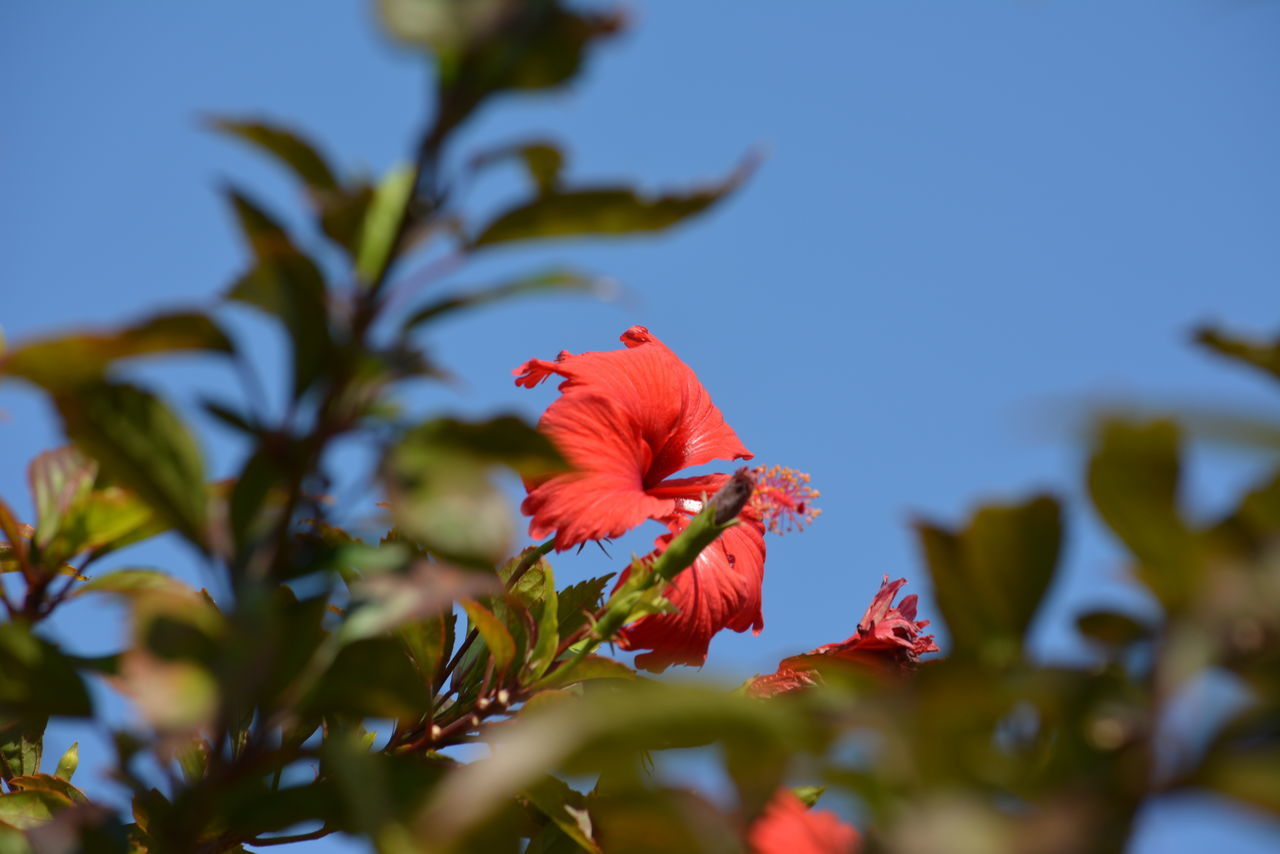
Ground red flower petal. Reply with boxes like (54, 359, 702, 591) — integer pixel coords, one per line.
(615, 509, 766, 673)
(516, 326, 751, 549)
(747, 789, 861, 854)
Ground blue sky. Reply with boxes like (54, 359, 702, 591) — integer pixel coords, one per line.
(3, 1, 1279, 850)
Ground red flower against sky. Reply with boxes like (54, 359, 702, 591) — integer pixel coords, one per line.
(514, 326, 817, 672)
(747, 788, 861, 854)
(748, 576, 938, 698)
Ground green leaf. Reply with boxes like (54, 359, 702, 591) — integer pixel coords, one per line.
(526, 563, 560, 680)
(75, 568, 196, 599)
(415, 682, 806, 846)
(0, 623, 92, 718)
(1075, 610, 1153, 650)
(310, 638, 430, 720)
(28, 446, 97, 553)
(402, 268, 606, 330)
(1087, 419, 1196, 608)
(914, 494, 1062, 663)
(340, 563, 497, 645)
(7, 774, 88, 805)
(555, 574, 614, 640)
(1195, 325, 1280, 384)
(460, 598, 517, 677)
(523, 776, 600, 854)
(356, 164, 417, 285)
(792, 786, 827, 808)
(379, 0, 624, 140)
(472, 156, 754, 248)
(54, 382, 209, 548)
(400, 613, 456, 690)
(209, 117, 339, 193)
(54, 742, 78, 782)
(530, 655, 634, 692)
(470, 140, 565, 194)
(0, 790, 73, 830)
(224, 187, 333, 398)
(0, 717, 44, 780)
(385, 416, 566, 566)
(0, 311, 232, 391)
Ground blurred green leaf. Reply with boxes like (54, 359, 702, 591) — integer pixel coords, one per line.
(356, 163, 417, 285)
(915, 494, 1062, 662)
(1075, 611, 1153, 650)
(75, 568, 193, 598)
(28, 446, 96, 554)
(54, 382, 209, 548)
(210, 117, 340, 193)
(385, 416, 566, 566)
(460, 598, 517, 678)
(224, 187, 333, 398)
(311, 637, 430, 719)
(1195, 325, 1280, 384)
(380, 0, 624, 141)
(1087, 419, 1196, 608)
(0, 312, 232, 391)
(0, 789, 73, 830)
(792, 785, 826, 808)
(416, 682, 807, 846)
(54, 743, 77, 782)
(472, 156, 754, 248)
(470, 140, 564, 194)
(341, 563, 497, 645)
(0, 623, 92, 718)
(0, 717, 44, 780)
(402, 269, 605, 330)
(523, 776, 600, 854)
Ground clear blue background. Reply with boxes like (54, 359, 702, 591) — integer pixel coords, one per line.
(3, 1, 1279, 850)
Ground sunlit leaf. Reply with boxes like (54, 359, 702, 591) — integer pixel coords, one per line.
(7, 774, 88, 805)
(0, 789, 73, 830)
(53, 383, 208, 548)
(356, 164, 417, 285)
(472, 156, 754, 248)
(0, 312, 232, 392)
(54, 743, 77, 782)
(460, 598, 516, 678)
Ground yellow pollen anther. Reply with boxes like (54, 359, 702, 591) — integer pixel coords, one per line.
(748, 465, 821, 534)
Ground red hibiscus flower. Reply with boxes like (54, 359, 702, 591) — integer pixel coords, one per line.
(515, 327, 817, 672)
(747, 789, 861, 854)
(748, 576, 938, 698)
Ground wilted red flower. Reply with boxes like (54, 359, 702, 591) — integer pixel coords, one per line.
(747, 789, 861, 854)
(747, 576, 938, 698)
(515, 327, 818, 672)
